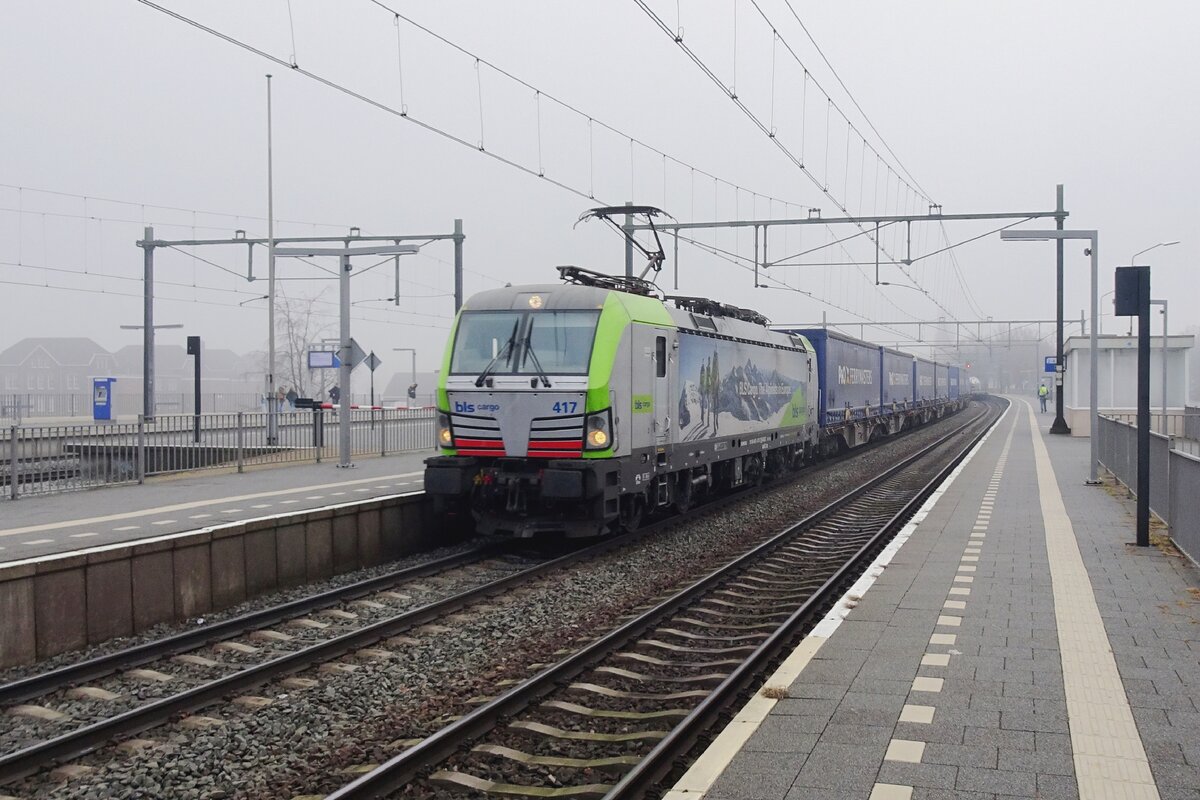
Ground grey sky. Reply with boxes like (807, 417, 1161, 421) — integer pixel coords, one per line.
(2, 1, 1195, 394)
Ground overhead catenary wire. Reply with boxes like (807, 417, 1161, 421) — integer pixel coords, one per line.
(631, 0, 959, 322)
(778, 0, 933, 202)
(133, 1, 954, 331)
(359, 0, 810, 213)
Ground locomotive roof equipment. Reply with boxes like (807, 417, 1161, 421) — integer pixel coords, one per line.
(576, 205, 672, 280)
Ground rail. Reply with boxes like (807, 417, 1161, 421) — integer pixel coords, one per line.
(1, 408, 436, 499)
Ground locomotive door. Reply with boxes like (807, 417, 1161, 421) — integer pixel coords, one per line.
(652, 333, 671, 447)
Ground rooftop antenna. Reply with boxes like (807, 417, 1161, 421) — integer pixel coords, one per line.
(576, 205, 672, 281)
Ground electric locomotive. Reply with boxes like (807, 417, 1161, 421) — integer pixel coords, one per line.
(424, 265, 820, 538)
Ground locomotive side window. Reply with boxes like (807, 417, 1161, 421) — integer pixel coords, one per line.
(655, 336, 666, 377)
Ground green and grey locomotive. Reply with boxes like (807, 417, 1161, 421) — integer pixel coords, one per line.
(424, 266, 820, 538)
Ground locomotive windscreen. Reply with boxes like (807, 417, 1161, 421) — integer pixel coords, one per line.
(450, 310, 600, 376)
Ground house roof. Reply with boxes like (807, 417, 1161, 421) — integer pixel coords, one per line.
(113, 344, 191, 375)
(0, 337, 111, 367)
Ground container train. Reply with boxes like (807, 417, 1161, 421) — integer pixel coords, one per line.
(424, 265, 970, 539)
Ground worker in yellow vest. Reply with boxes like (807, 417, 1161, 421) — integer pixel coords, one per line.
(1038, 383, 1049, 413)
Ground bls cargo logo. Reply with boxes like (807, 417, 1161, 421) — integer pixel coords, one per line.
(454, 401, 502, 414)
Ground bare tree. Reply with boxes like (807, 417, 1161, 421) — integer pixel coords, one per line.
(275, 288, 335, 400)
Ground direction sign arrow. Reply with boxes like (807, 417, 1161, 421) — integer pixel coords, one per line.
(365, 351, 382, 372)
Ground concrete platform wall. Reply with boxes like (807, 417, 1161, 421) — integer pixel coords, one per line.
(0, 493, 436, 668)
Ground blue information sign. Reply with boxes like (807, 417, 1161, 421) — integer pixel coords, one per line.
(1044, 356, 1057, 373)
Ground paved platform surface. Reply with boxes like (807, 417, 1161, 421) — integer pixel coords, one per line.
(0, 450, 431, 564)
(671, 398, 1200, 800)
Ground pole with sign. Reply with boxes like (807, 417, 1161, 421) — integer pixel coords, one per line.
(187, 335, 201, 443)
(366, 351, 382, 408)
(1115, 265, 1151, 547)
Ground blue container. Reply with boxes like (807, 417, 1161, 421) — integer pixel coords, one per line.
(915, 358, 936, 404)
(787, 329, 882, 426)
(881, 347, 915, 407)
(948, 365, 961, 399)
(935, 363, 949, 402)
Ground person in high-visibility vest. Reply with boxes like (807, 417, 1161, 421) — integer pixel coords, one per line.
(1038, 383, 1049, 413)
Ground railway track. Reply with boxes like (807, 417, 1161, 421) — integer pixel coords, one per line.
(320, 398, 1004, 799)
(0, 400, 991, 794)
(0, 453, 829, 785)
(0, 545, 543, 783)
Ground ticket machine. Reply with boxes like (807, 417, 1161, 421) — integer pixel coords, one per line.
(92, 377, 116, 421)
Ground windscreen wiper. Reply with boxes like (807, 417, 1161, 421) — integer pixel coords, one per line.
(521, 326, 552, 388)
(474, 320, 519, 387)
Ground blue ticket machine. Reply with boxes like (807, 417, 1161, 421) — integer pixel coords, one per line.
(92, 377, 116, 421)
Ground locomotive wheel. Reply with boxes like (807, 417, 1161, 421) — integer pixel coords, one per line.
(745, 454, 764, 486)
(620, 493, 646, 531)
(674, 474, 694, 514)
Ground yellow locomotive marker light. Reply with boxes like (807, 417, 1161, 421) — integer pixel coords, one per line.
(439, 427, 453, 445)
(587, 428, 608, 447)
(528, 294, 544, 309)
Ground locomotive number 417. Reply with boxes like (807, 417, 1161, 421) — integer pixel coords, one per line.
(552, 401, 579, 414)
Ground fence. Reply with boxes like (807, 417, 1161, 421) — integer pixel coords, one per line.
(1102, 410, 1200, 439)
(1097, 414, 1200, 563)
(1, 408, 436, 499)
(0, 392, 439, 422)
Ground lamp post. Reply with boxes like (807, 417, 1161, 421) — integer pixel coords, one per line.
(1131, 241, 1179, 264)
(1150, 300, 1168, 428)
(1000, 228, 1100, 482)
(266, 74, 278, 445)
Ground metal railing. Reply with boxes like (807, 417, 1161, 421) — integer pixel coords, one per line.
(1102, 410, 1200, 438)
(1097, 414, 1200, 563)
(0, 392, 438, 422)
(2, 408, 435, 499)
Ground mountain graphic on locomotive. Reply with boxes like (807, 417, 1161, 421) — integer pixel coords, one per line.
(424, 207, 968, 538)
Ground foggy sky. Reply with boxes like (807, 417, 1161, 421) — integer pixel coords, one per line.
(2, 1, 1196, 396)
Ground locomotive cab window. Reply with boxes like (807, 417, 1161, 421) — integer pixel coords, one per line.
(655, 336, 666, 377)
(450, 310, 599, 376)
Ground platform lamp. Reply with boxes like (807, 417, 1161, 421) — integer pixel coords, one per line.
(1000, 228, 1100, 484)
(1126, 242, 1178, 335)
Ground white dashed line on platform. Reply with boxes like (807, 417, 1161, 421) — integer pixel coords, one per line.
(306, 496, 324, 500)
(221, 509, 242, 514)
(113, 525, 140, 531)
(23, 539, 54, 545)
(151, 520, 176, 526)
(70, 533, 99, 539)
(374, 485, 390, 490)
(189, 514, 212, 520)
(331, 492, 347, 496)
(280, 500, 299, 505)
(250, 504, 272, 509)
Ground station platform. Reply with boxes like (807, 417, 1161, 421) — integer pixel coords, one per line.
(670, 398, 1200, 800)
(0, 451, 430, 564)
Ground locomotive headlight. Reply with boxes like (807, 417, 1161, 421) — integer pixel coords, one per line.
(584, 409, 612, 451)
(437, 412, 453, 447)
